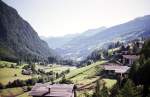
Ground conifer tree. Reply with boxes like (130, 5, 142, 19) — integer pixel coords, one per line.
(116, 79, 140, 97)
(95, 80, 101, 97)
(100, 84, 109, 97)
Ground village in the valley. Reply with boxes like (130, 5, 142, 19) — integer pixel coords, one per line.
(0, 37, 145, 97)
(26, 38, 144, 97)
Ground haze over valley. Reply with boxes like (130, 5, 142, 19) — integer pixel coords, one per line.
(42, 16, 150, 61)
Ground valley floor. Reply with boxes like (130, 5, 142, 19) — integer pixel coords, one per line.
(0, 60, 116, 97)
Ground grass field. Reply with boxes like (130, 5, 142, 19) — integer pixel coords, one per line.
(66, 61, 106, 83)
(67, 61, 105, 78)
(102, 78, 117, 88)
(0, 61, 16, 67)
(54, 61, 106, 83)
(63, 60, 116, 96)
(16, 92, 31, 97)
(0, 61, 42, 85)
(0, 68, 36, 85)
(0, 61, 16, 65)
(0, 68, 32, 85)
(36, 64, 76, 73)
(0, 60, 76, 85)
(0, 60, 117, 97)
(0, 87, 24, 97)
(54, 60, 107, 93)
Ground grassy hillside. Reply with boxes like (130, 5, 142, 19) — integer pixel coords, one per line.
(68, 61, 105, 84)
(0, 60, 76, 85)
(0, 87, 24, 97)
(36, 64, 76, 73)
(0, 60, 117, 97)
(64, 60, 116, 96)
(0, 61, 39, 85)
(0, 61, 16, 67)
(66, 61, 106, 79)
(0, 68, 33, 85)
(55, 60, 116, 91)
(16, 92, 31, 97)
(102, 78, 117, 88)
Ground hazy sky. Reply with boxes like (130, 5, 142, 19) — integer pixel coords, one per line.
(3, 0, 150, 37)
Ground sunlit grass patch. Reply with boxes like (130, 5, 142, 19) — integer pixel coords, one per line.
(102, 78, 117, 88)
(16, 92, 31, 97)
(0, 87, 24, 97)
(66, 61, 106, 79)
(0, 68, 33, 85)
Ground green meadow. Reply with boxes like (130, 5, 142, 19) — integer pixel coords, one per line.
(0, 60, 117, 97)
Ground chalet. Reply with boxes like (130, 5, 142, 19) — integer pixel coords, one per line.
(122, 55, 139, 66)
(22, 69, 32, 75)
(102, 63, 130, 78)
(132, 38, 144, 49)
(138, 40, 144, 49)
(29, 83, 76, 97)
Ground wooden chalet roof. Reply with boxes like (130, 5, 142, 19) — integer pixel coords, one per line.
(29, 83, 49, 96)
(122, 55, 139, 60)
(103, 64, 130, 74)
(29, 83, 74, 97)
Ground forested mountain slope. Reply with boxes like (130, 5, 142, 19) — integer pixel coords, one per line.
(0, 0, 56, 61)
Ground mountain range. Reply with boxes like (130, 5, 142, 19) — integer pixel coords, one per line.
(1, 0, 150, 62)
(41, 26, 106, 49)
(43, 15, 150, 61)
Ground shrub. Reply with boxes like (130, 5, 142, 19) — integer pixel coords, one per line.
(0, 83, 4, 89)
(6, 79, 26, 88)
(10, 64, 15, 68)
(59, 76, 73, 84)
